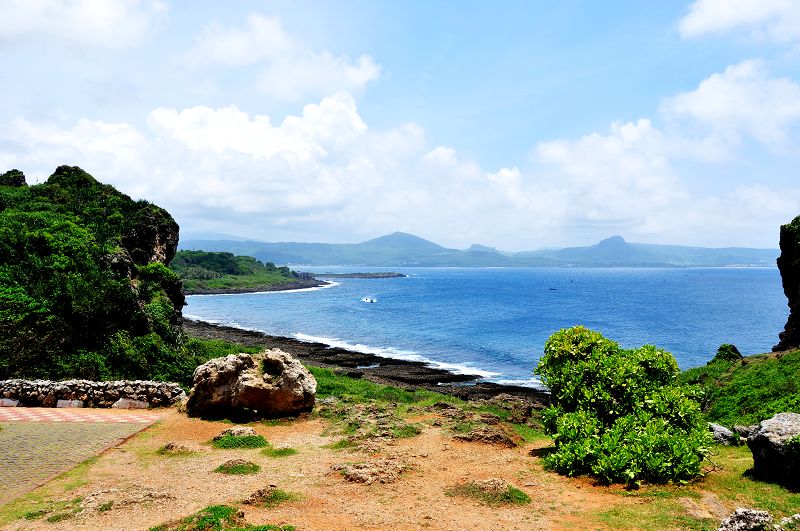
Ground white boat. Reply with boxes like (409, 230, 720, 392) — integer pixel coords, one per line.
(361, 297, 377, 303)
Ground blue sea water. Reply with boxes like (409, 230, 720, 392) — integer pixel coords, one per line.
(184, 267, 789, 388)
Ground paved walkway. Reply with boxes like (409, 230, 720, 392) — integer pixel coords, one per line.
(0, 408, 162, 505)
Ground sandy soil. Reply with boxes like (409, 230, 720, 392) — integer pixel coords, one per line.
(5, 410, 731, 531)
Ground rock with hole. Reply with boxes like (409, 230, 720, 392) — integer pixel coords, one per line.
(186, 349, 316, 418)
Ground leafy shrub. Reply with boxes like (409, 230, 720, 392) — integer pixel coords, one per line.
(534, 326, 710, 485)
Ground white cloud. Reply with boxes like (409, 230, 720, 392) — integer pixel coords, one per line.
(2, 60, 800, 249)
(661, 60, 800, 146)
(258, 52, 381, 102)
(186, 13, 381, 101)
(187, 14, 292, 67)
(679, 0, 800, 43)
(0, 0, 166, 49)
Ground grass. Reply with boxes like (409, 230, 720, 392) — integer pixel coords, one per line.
(149, 504, 295, 531)
(679, 348, 800, 426)
(156, 444, 195, 457)
(581, 445, 800, 530)
(310, 366, 459, 406)
(323, 438, 358, 450)
(261, 489, 300, 509)
(211, 434, 269, 449)
(445, 481, 531, 506)
(214, 461, 261, 475)
(262, 445, 298, 458)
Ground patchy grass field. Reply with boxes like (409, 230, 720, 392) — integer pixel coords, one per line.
(1, 368, 798, 530)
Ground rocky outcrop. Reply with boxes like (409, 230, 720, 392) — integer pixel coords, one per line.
(0, 379, 185, 408)
(709, 423, 740, 446)
(718, 508, 800, 531)
(718, 508, 774, 531)
(774, 215, 800, 352)
(186, 349, 316, 418)
(746, 412, 800, 488)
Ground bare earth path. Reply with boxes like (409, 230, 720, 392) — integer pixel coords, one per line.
(0, 409, 161, 506)
(0, 409, 749, 531)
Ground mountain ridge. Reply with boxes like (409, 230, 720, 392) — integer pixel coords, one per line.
(180, 233, 777, 268)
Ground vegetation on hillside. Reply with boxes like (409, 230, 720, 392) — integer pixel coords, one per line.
(0, 166, 187, 381)
(679, 348, 800, 426)
(0, 166, 274, 385)
(169, 250, 311, 293)
(535, 326, 710, 485)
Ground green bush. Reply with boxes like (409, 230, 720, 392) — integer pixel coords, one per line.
(211, 434, 268, 449)
(534, 326, 710, 485)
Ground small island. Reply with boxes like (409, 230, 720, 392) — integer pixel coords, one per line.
(170, 250, 327, 295)
(307, 271, 406, 279)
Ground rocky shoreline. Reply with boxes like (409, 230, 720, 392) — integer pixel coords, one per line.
(307, 272, 407, 279)
(183, 278, 329, 295)
(183, 319, 549, 407)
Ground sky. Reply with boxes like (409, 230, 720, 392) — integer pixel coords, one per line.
(1, 0, 800, 250)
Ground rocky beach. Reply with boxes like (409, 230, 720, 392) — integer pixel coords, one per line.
(182, 318, 550, 407)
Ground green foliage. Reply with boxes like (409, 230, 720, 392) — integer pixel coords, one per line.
(445, 482, 531, 506)
(170, 250, 299, 293)
(148, 504, 295, 531)
(534, 326, 710, 485)
(260, 489, 299, 508)
(0, 166, 184, 381)
(679, 349, 800, 425)
(214, 461, 260, 475)
(712, 344, 742, 363)
(262, 445, 298, 457)
(211, 434, 269, 449)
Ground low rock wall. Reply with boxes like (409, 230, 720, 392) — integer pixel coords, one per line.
(0, 379, 185, 409)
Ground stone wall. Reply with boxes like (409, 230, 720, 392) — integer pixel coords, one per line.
(0, 379, 185, 409)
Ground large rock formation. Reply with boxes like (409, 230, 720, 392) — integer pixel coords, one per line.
(774, 215, 800, 352)
(186, 349, 316, 418)
(746, 412, 800, 489)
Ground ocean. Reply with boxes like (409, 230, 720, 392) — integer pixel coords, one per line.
(184, 267, 788, 388)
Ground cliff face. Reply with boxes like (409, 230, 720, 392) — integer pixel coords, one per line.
(774, 215, 800, 352)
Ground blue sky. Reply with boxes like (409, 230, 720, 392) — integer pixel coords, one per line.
(1, 0, 799, 250)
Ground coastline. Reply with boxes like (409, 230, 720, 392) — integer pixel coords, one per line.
(182, 278, 329, 295)
(182, 318, 550, 407)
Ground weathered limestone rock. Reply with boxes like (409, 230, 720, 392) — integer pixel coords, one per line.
(709, 423, 740, 446)
(717, 508, 774, 531)
(774, 215, 800, 352)
(186, 349, 316, 418)
(214, 426, 257, 440)
(733, 425, 758, 439)
(746, 412, 800, 489)
(718, 508, 800, 531)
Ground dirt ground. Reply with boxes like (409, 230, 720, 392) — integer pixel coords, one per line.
(3, 410, 736, 531)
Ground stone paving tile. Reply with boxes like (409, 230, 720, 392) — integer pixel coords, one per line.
(0, 421, 151, 505)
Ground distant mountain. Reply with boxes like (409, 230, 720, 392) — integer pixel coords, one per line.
(180, 233, 777, 268)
